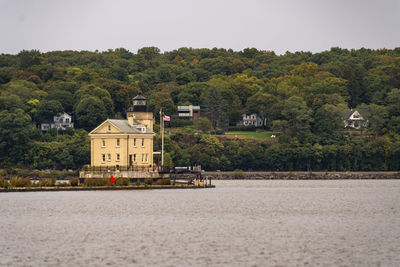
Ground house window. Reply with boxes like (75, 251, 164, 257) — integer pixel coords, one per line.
(141, 153, 144, 162)
(133, 154, 137, 162)
(134, 138, 136, 147)
(102, 139, 106, 147)
(116, 138, 120, 147)
(116, 153, 120, 162)
(65, 118, 69, 123)
(142, 138, 144, 147)
(102, 154, 105, 163)
(145, 153, 148, 163)
(107, 154, 111, 161)
(108, 125, 111, 131)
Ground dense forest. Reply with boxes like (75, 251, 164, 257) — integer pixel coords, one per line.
(0, 47, 399, 171)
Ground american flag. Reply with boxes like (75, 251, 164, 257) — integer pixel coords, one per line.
(163, 115, 170, 122)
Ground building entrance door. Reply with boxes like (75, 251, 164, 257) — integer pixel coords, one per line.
(129, 155, 133, 166)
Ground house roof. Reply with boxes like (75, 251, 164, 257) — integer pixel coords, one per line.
(89, 119, 154, 135)
(177, 105, 200, 111)
(343, 110, 354, 119)
(109, 119, 153, 134)
(55, 112, 72, 118)
(178, 106, 189, 111)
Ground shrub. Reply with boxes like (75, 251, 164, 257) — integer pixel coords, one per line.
(69, 178, 79, 186)
(160, 178, 171, 185)
(154, 178, 171, 185)
(144, 178, 153, 185)
(232, 169, 244, 179)
(38, 178, 56, 187)
(115, 177, 129, 186)
(169, 118, 193, 128)
(84, 178, 110, 187)
(15, 168, 30, 177)
(0, 177, 7, 188)
(10, 177, 31, 187)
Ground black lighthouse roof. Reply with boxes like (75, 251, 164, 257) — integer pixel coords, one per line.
(132, 93, 146, 101)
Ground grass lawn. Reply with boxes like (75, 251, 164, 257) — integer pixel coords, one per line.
(223, 131, 278, 140)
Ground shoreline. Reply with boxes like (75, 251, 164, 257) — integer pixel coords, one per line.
(203, 171, 400, 180)
(0, 184, 215, 193)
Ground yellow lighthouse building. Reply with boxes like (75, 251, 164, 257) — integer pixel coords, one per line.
(83, 93, 157, 178)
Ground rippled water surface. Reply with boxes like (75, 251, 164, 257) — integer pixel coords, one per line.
(1, 180, 400, 266)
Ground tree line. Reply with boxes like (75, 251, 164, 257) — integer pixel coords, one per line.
(0, 47, 399, 171)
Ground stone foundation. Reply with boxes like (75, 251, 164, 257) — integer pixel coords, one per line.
(79, 170, 165, 179)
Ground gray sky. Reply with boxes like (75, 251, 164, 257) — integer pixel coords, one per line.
(1, 0, 399, 55)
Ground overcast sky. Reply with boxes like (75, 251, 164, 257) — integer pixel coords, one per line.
(1, 0, 399, 55)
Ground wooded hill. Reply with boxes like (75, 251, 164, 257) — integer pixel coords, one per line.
(0, 47, 399, 171)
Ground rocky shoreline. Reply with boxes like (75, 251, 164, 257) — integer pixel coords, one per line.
(203, 171, 400, 180)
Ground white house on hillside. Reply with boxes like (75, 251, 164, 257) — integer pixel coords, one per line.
(343, 109, 367, 129)
(236, 114, 264, 127)
(40, 112, 74, 132)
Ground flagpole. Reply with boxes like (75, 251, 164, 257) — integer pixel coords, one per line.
(161, 109, 164, 168)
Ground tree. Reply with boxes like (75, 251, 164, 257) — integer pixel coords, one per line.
(36, 100, 64, 124)
(0, 109, 36, 163)
(246, 92, 277, 127)
(137, 47, 160, 61)
(74, 85, 114, 117)
(17, 50, 42, 69)
(281, 96, 313, 137)
(0, 94, 23, 111)
(357, 103, 389, 136)
(203, 86, 229, 131)
(46, 90, 74, 113)
(75, 96, 107, 131)
(147, 89, 176, 121)
(193, 117, 212, 133)
(386, 88, 400, 116)
(3, 80, 46, 102)
(313, 104, 344, 138)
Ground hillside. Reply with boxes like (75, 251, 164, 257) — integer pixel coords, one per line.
(0, 47, 399, 171)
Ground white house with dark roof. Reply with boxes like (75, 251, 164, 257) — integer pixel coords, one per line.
(40, 112, 74, 132)
(343, 109, 368, 129)
(236, 113, 264, 127)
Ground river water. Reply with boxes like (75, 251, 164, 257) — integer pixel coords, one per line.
(1, 180, 400, 266)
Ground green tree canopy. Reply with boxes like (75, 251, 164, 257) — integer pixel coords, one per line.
(75, 96, 108, 131)
(282, 96, 313, 137)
